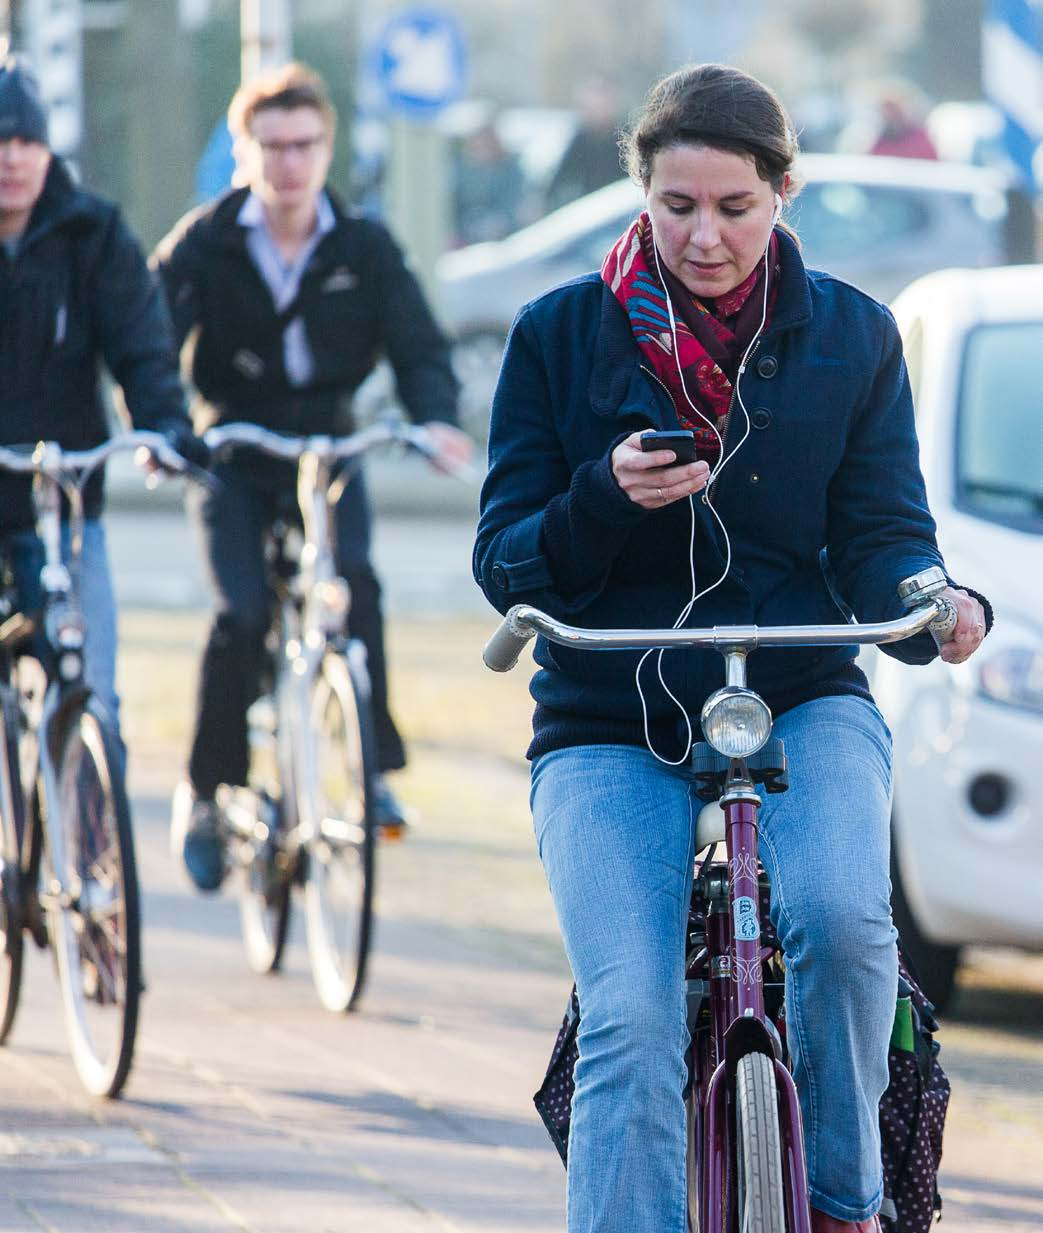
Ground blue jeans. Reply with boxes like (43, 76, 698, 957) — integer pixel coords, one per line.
(5, 520, 121, 729)
(530, 696, 897, 1230)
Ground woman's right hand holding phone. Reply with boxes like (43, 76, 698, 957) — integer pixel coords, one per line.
(611, 431, 711, 510)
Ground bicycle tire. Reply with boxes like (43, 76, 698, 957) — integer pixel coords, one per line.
(237, 687, 292, 975)
(238, 802, 292, 975)
(735, 1051, 786, 1233)
(47, 702, 140, 1097)
(0, 688, 25, 1045)
(686, 1088, 702, 1232)
(302, 648, 376, 1013)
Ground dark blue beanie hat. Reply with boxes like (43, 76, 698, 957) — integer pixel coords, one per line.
(0, 56, 49, 145)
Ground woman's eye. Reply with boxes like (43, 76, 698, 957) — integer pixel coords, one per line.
(721, 207, 749, 218)
(666, 204, 691, 216)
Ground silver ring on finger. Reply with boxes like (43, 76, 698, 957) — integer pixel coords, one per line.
(657, 487, 664, 502)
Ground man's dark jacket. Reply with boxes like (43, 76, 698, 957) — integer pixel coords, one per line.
(474, 229, 990, 760)
(150, 186, 458, 434)
(0, 159, 188, 530)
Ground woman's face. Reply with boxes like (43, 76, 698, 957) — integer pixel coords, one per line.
(646, 143, 778, 298)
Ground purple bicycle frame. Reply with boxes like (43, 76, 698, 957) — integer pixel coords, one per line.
(693, 796, 812, 1233)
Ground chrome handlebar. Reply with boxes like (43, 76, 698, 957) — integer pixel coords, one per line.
(203, 420, 436, 463)
(0, 430, 185, 483)
(483, 568, 958, 674)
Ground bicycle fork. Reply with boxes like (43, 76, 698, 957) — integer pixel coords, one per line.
(700, 784, 812, 1233)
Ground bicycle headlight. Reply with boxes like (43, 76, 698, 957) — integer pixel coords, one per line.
(700, 687, 772, 759)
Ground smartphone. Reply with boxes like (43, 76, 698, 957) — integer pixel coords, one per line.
(639, 429, 699, 464)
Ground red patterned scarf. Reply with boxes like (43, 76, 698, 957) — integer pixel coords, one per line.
(601, 212, 779, 461)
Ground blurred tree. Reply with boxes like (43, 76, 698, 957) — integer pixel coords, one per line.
(124, 0, 197, 246)
(905, 0, 984, 101)
(539, 0, 668, 108)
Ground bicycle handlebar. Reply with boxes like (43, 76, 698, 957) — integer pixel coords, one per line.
(205, 420, 429, 463)
(0, 430, 185, 482)
(482, 597, 955, 673)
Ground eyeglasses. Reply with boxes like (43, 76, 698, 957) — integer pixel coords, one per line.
(255, 135, 327, 158)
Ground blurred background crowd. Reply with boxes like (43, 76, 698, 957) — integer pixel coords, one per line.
(0, 1, 1037, 272)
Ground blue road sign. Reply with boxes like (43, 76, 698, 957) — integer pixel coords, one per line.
(983, 0, 1043, 188)
(371, 8, 468, 119)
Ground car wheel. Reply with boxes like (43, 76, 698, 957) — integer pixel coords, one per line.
(451, 329, 506, 448)
(890, 834, 961, 1014)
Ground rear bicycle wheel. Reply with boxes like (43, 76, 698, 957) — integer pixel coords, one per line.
(735, 1051, 786, 1233)
(237, 644, 293, 975)
(302, 649, 376, 1012)
(0, 688, 25, 1044)
(47, 703, 140, 1097)
(236, 789, 292, 975)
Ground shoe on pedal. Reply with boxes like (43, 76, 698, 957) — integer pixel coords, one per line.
(181, 796, 227, 893)
(372, 776, 410, 841)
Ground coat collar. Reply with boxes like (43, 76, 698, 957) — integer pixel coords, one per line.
(589, 227, 813, 420)
(207, 183, 350, 258)
(21, 158, 96, 248)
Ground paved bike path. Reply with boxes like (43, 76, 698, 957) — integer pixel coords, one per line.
(0, 789, 567, 1233)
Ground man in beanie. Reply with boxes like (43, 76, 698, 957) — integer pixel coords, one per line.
(0, 55, 200, 733)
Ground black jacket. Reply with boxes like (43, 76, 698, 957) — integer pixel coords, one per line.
(151, 187, 459, 436)
(0, 160, 188, 530)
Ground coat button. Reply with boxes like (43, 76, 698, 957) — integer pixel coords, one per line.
(491, 564, 508, 589)
(751, 407, 772, 430)
(756, 355, 778, 379)
(750, 473, 760, 484)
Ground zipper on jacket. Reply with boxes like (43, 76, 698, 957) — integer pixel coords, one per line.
(708, 339, 760, 498)
(639, 364, 675, 422)
(642, 339, 761, 500)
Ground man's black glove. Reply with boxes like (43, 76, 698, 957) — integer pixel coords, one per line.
(165, 424, 211, 471)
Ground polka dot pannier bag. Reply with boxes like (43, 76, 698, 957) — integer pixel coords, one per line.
(533, 943, 949, 1230)
(878, 950, 950, 1231)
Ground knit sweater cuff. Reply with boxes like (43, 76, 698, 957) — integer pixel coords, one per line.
(571, 445, 651, 527)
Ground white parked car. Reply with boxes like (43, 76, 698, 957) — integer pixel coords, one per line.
(876, 265, 1043, 1010)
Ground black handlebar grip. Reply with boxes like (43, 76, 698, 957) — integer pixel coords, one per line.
(482, 608, 535, 672)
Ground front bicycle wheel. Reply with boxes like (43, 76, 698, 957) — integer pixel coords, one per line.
(47, 703, 140, 1097)
(302, 649, 376, 1013)
(735, 1051, 786, 1233)
(0, 688, 25, 1044)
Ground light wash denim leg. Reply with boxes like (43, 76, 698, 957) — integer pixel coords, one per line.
(8, 520, 121, 732)
(758, 695, 896, 1223)
(529, 695, 896, 1233)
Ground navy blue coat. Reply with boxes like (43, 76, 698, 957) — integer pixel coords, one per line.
(474, 230, 968, 760)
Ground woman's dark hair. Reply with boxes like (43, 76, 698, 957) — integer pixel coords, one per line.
(621, 63, 798, 192)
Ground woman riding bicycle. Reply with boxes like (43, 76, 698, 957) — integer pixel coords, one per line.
(473, 64, 990, 1233)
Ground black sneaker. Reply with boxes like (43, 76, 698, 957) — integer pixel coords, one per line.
(182, 798, 227, 892)
(372, 776, 410, 841)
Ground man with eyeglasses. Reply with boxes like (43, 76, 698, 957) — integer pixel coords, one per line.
(153, 62, 471, 892)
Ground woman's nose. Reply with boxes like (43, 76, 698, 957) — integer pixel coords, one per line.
(689, 211, 721, 250)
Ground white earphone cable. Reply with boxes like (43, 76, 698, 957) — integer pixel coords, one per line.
(637, 196, 779, 764)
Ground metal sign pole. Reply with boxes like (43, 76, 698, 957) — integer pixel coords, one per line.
(241, 0, 291, 81)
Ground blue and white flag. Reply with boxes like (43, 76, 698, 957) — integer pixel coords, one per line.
(983, 0, 1043, 187)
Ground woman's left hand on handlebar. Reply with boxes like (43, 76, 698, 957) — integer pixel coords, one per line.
(938, 586, 987, 665)
(422, 421, 475, 474)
